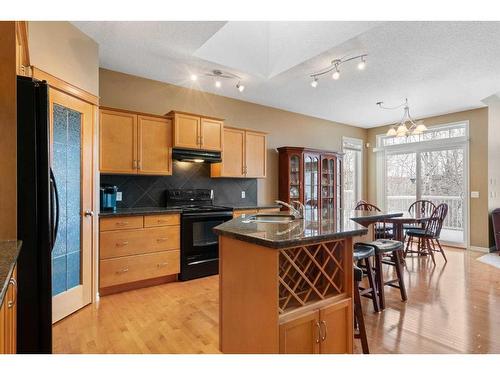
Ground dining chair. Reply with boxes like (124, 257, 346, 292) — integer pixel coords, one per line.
(354, 202, 393, 239)
(404, 200, 436, 253)
(405, 203, 449, 264)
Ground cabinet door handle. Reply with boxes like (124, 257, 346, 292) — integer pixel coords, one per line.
(320, 320, 327, 341)
(315, 321, 321, 344)
(7, 278, 17, 308)
(116, 268, 129, 274)
(115, 241, 129, 247)
(133, 160, 137, 169)
(157, 262, 168, 268)
(156, 237, 169, 242)
(138, 160, 142, 170)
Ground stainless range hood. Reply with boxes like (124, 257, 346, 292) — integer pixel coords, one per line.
(172, 148, 222, 163)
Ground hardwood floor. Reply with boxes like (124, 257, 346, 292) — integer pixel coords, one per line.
(53, 248, 500, 354)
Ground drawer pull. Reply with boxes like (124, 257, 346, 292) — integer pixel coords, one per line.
(115, 241, 129, 247)
(116, 268, 129, 274)
(115, 222, 129, 227)
(157, 219, 169, 224)
(156, 237, 169, 242)
(7, 278, 17, 309)
(157, 262, 168, 268)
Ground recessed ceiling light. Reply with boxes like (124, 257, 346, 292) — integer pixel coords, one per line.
(215, 80, 222, 88)
(190, 74, 198, 81)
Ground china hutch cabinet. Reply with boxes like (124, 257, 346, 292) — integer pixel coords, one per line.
(278, 147, 342, 221)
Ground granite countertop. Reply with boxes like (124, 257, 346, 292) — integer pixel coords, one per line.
(229, 204, 281, 210)
(0, 240, 22, 306)
(213, 210, 370, 249)
(99, 207, 182, 217)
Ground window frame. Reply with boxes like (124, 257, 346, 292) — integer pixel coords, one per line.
(342, 137, 363, 209)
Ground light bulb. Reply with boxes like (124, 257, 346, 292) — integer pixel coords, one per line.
(332, 69, 340, 80)
(357, 58, 366, 70)
(386, 127, 397, 137)
(311, 78, 318, 88)
(215, 80, 221, 88)
(236, 83, 245, 92)
(190, 74, 198, 81)
(396, 124, 408, 137)
(415, 123, 427, 133)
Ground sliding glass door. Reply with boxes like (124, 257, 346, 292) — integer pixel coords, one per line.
(384, 144, 467, 246)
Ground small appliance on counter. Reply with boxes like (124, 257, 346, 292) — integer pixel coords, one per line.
(100, 184, 118, 212)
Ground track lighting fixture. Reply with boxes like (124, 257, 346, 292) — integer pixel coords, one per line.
(187, 69, 246, 93)
(309, 54, 367, 87)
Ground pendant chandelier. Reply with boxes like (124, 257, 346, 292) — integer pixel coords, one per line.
(377, 98, 427, 137)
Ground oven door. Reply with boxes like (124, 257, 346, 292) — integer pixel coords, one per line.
(180, 211, 233, 281)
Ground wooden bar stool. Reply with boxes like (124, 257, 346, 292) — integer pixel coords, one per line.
(353, 244, 380, 312)
(358, 239, 407, 310)
(353, 265, 369, 354)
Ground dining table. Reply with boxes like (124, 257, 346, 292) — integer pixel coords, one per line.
(384, 213, 431, 255)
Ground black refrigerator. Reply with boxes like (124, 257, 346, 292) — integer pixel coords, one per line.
(17, 75, 54, 353)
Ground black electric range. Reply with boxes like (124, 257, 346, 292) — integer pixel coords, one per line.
(166, 189, 233, 281)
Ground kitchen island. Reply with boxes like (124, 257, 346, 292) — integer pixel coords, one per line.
(213, 210, 382, 354)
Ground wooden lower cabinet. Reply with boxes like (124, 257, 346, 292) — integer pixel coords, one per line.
(279, 310, 320, 354)
(99, 214, 180, 295)
(279, 298, 353, 354)
(0, 266, 17, 354)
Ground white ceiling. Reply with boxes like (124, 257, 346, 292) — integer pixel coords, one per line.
(72, 21, 500, 128)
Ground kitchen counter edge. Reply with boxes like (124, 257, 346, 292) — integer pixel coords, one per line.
(0, 240, 22, 306)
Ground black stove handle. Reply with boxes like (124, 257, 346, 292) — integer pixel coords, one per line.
(181, 211, 233, 219)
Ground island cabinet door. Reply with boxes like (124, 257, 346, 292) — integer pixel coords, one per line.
(319, 298, 353, 354)
(279, 310, 320, 354)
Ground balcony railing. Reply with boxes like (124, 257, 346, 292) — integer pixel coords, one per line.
(387, 195, 463, 230)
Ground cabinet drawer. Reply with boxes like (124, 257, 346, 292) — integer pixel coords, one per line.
(100, 226, 180, 259)
(100, 216, 143, 231)
(144, 214, 180, 227)
(100, 250, 180, 288)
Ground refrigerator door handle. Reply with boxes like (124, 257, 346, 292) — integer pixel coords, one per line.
(50, 168, 60, 249)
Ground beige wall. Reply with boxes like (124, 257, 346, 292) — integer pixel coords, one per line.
(28, 21, 99, 95)
(366, 108, 489, 249)
(99, 68, 368, 204)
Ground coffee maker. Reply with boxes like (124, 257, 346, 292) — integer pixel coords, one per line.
(100, 184, 118, 212)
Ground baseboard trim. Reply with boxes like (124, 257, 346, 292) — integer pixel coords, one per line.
(468, 246, 490, 253)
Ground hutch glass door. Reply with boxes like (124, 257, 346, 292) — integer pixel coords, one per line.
(304, 154, 320, 221)
(321, 157, 336, 220)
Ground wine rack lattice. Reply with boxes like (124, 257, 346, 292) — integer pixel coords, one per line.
(278, 240, 345, 314)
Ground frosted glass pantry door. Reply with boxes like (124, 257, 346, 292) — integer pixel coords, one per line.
(50, 89, 94, 323)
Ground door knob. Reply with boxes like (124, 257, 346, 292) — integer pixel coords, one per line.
(84, 210, 94, 217)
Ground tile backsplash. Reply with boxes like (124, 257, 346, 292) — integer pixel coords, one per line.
(100, 161, 257, 208)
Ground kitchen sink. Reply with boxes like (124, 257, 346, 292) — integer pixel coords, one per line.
(243, 213, 296, 224)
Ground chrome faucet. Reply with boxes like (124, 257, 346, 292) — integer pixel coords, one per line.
(275, 200, 305, 219)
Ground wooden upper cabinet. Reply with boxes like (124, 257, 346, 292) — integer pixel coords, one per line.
(279, 310, 320, 354)
(172, 113, 200, 149)
(211, 127, 267, 179)
(137, 115, 172, 175)
(319, 299, 352, 354)
(245, 131, 266, 178)
(15, 21, 30, 76)
(217, 127, 245, 177)
(200, 118, 223, 151)
(100, 109, 138, 174)
(168, 111, 224, 151)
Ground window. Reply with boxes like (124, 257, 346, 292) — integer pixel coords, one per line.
(342, 137, 363, 210)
